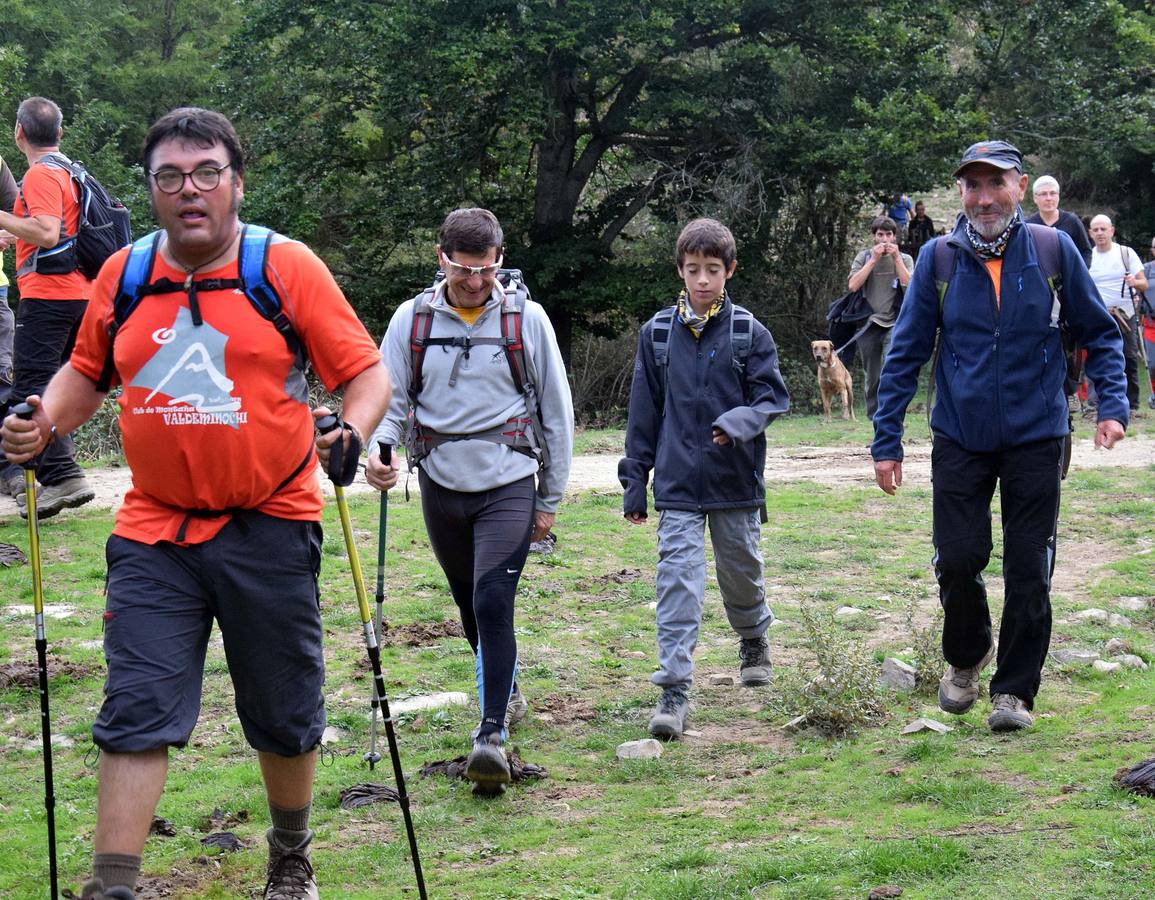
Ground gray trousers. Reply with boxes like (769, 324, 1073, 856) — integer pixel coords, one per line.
(0, 286, 11, 382)
(653, 508, 772, 689)
(858, 322, 894, 419)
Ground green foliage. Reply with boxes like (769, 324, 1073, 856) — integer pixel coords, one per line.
(778, 601, 889, 735)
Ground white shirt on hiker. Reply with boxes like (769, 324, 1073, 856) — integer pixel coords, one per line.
(1090, 243, 1143, 311)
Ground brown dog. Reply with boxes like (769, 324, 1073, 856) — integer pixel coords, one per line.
(810, 340, 855, 422)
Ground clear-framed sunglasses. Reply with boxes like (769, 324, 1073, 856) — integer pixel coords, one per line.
(440, 252, 503, 278)
(149, 163, 232, 194)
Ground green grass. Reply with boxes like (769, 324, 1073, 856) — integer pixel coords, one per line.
(0, 423, 1152, 898)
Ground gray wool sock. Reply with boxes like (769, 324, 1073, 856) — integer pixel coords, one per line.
(268, 800, 312, 847)
(92, 852, 141, 892)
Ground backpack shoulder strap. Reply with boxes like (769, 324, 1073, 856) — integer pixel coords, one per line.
(651, 306, 677, 369)
(408, 286, 438, 407)
(728, 304, 754, 370)
(498, 270, 530, 395)
(932, 236, 958, 311)
(236, 224, 306, 371)
(95, 231, 163, 392)
(497, 271, 552, 469)
(1024, 222, 1063, 290)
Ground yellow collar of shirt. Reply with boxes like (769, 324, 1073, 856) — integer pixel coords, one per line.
(676, 289, 725, 339)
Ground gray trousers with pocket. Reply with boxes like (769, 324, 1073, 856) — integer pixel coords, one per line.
(652, 508, 772, 690)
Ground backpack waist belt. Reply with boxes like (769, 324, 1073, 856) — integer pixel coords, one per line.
(409, 418, 540, 462)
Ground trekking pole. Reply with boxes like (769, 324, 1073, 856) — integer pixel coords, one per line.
(12, 402, 58, 899)
(316, 417, 426, 899)
(365, 442, 391, 770)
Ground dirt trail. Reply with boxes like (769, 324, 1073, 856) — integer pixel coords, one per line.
(1, 435, 1149, 519)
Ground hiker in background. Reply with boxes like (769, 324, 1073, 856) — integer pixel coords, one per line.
(365, 207, 573, 796)
(846, 216, 913, 418)
(872, 140, 1128, 733)
(619, 217, 789, 741)
(2, 106, 389, 900)
(0, 97, 95, 517)
(907, 201, 936, 261)
(886, 192, 914, 241)
(1142, 236, 1155, 410)
(1088, 215, 1147, 415)
(0, 152, 17, 472)
(1025, 175, 1092, 266)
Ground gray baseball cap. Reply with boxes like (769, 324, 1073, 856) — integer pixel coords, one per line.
(954, 140, 1024, 177)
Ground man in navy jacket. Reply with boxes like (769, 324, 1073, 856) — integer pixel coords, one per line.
(871, 140, 1127, 733)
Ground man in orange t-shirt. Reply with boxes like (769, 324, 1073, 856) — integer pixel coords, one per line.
(0, 96, 97, 517)
(2, 107, 390, 900)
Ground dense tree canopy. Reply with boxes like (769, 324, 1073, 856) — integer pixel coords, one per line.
(1, 0, 1153, 407)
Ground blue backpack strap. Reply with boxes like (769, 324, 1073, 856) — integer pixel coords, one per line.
(237, 224, 306, 372)
(95, 231, 162, 392)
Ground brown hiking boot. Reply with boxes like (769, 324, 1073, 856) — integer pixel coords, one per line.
(938, 643, 995, 714)
(265, 828, 318, 899)
(20, 475, 95, 520)
(988, 693, 1033, 732)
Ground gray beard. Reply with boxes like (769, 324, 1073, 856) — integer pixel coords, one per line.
(967, 211, 1013, 241)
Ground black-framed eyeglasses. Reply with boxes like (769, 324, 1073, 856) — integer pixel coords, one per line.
(149, 163, 232, 194)
(440, 252, 503, 278)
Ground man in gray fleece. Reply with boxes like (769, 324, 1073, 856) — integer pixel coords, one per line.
(366, 208, 573, 795)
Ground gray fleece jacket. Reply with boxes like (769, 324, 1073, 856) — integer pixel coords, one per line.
(370, 280, 573, 512)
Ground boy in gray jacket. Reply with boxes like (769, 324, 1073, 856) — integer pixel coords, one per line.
(619, 218, 789, 740)
(367, 208, 573, 794)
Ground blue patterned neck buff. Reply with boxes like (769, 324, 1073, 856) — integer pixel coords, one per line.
(965, 209, 1023, 259)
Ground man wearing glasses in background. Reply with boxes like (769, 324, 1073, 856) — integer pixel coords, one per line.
(0, 96, 96, 516)
(2, 107, 389, 900)
(366, 208, 573, 796)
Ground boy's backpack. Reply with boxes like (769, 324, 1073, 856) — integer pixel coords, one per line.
(95, 224, 305, 392)
(651, 301, 754, 411)
(16, 153, 131, 280)
(406, 269, 550, 469)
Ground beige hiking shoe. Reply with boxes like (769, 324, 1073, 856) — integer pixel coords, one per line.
(20, 475, 95, 520)
(938, 643, 995, 714)
(988, 693, 1033, 732)
(265, 828, 318, 899)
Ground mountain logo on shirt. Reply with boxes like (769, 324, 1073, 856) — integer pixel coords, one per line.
(130, 306, 243, 425)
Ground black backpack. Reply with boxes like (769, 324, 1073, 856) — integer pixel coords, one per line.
(16, 153, 132, 280)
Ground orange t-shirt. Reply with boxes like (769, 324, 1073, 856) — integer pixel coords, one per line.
(983, 258, 1003, 307)
(70, 237, 383, 545)
(14, 161, 92, 300)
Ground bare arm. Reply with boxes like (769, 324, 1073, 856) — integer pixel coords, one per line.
(0, 209, 61, 248)
(314, 361, 391, 467)
(894, 250, 912, 287)
(1, 364, 106, 463)
(848, 250, 877, 292)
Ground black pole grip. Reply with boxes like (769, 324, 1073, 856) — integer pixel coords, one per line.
(379, 441, 392, 467)
(12, 401, 34, 420)
(316, 414, 339, 435)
